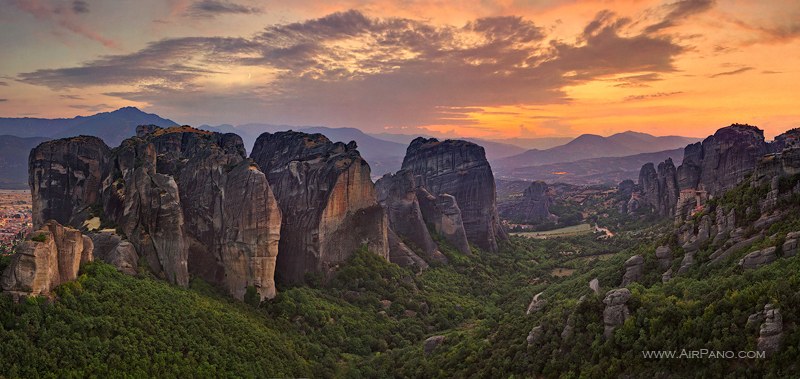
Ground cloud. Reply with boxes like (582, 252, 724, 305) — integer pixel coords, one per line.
(59, 94, 85, 100)
(9, 0, 117, 48)
(17, 10, 686, 128)
(710, 67, 753, 78)
(645, 0, 716, 33)
(761, 70, 782, 74)
(0, 81, 8, 86)
(613, 73, 662, 88)
(69, 103, 113, 112)
(72, 0, 89, 13)
(624, 91, 683, 101)
(188, 0, 261, 17)
(0, 99, 7, 102)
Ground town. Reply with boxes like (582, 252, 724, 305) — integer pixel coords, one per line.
(0, 190, 32, 254)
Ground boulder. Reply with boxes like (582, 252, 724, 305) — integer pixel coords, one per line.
(527, 325, 543, 346)
(757, 304, 783, 355)
(402, 137, 506, 252)
(526, 292, 546, 315)
(589, 278, 600, 295)
(423, 335, 446, 355)
(90, 231, 139, 275)
(739, 247, 777, 270)
(603, 288, 632, 338)
(1, 220, 93, 296)
(655, 246, 672, 270)
(677, 252, 694, 274)
(251, 131, 388, 284)
(782, 234, 798, 257)
(661, 268, 673, 283)
(621, 255, 644, 286)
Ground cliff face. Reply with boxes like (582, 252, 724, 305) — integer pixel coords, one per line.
(375, 170, 441, 267)
(250, 131, 388, 284)
(401, 138, 506, 252)
(498, 181, 556, 224)
(677, 124, 768, 195)
(1, 220, 93, 297)
(29, 136, 111, 228)
(637, 159, 679, 217)
(28, 125, 282, 301)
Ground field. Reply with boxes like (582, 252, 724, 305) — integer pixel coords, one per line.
(510, 223, 593, 239)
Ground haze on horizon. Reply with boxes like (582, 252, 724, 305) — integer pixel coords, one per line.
(0, 0, 798, 140)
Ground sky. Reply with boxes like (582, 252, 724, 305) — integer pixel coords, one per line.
(0, 0, 798, 140)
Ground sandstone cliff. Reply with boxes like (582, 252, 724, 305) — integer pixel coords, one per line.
(401, 138, 506, 252)
(637, 159, 679, 217)
(1, 220, 93, 297)
(28, 125, 282, 301)
(250, 131, 388, 284)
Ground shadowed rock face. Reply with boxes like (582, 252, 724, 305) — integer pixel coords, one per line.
(1, 220, 93, 297)
(29, 126, 282, 300)
(250, 131, 388, 284)
(638, 159, 679, 217)
(498, 181, 556, 224)
(677, 124, 768, 195)
(29, 136, 111, 228)
(375, 170, 441, 266)
(401, 138, 506, 252)
(415, 188, 470, 256)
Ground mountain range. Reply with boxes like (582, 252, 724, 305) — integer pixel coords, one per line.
(0, 107, 699, 188)
(494, 131, 700, 170)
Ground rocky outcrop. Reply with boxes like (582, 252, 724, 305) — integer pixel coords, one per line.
(677, 252, 694, 274)
(1, 220, 93, 297)
(402, 138, 506, 252)
(29, 136, 111, 228)
(677, 124, 769, 196)
(250, 131, 388, 284)
(655, 246, 672, 270)
(387, 229, 429, 271)
(376, 170, 445, 265)
(783, 231, 800, 257)
(423, 335, 446, 355)
(757, 304, 783, 355)
(621, 255, 644, 286)
(416, 188, 471, 255)
(526, 292, 546, 315)
(498, 181, 557, 224)
(738, 247, 777, 270)
(589, 278, 600, 295)
(527, 325, 543, 346)
(29, 126, 283, 301)
(637, 159, 679, 216)
(603, 288, 632, 338)
(90, 231, 138, 276)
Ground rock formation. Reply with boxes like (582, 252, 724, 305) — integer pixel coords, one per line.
(90, 231, 138, 276)
(738, 247, 777, 270)
(423, 335, 446, 355)
(498, 181, 557, 224)
(526, 292, 546, 315)
(783, 232, 799, 257)
(415, 188, 471, 255)
(375, 170, 446, 266)
(402, 138, 506, 252)
(757, 304, 783, 355)
(621, 255, 644, 286)
(603, 288, 632, 338)
(655, 246, 672, 270)
(637, 159, 679, 217)
(29, 136, 111, 228)
(29, 125, 283, 301)
(527, 325, 543, 346)
(1, 220, 93, 297)
(250, 131, 388, 284)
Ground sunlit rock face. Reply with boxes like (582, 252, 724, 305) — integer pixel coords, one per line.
(1, 220, 93, 297)
(28, 125, 282, 301)
(401, 137, 506, 252)
(251, 131, 388, 284)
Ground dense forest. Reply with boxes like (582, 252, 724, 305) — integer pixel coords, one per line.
(1, 179, 799, 378)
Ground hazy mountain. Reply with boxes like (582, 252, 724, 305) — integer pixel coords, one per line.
(485, 136, 573, 150)
(495, 131, 699, 170)
(0, 135, 50, 189)
(370, 133, 533, 160)
(203, 124, 408, 175)
(495, 148, 684, 185)
(0, 107, 178, 146)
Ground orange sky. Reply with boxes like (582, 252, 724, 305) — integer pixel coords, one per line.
(0, 0, 798, 139)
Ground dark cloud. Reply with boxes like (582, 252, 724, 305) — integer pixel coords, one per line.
(645, 0, 716, 33)
(624, 91, 683, 101)
(0, 99, 7, 102)
(710, 67, 753, 78)
(188, 0, 261, 17)
(18, 10, 686, 128)
(761, 70, 782, 74)
(0, 81, 8, 86)
(72, 0, 89, 13)
(613, 73, 662, 88)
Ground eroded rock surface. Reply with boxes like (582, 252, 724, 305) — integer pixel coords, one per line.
(498, 181, 556, 224)
(621, 255, 644, 286)
(1, 220, 93, 296)
(402, 138, 506, 252)
(603, 288, 631, 338)
(251, 131, 387, 284)
(757, 304, 783, 355)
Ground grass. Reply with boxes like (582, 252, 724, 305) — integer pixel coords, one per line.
(510, 223, 593, 239)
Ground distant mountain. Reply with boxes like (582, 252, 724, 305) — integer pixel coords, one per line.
(203, 124, 408, 175)
(495, 131, 699, 170)
(369, 133, 532, 160)
(0, 107, 178, 146)
(484, 136, 573, 150)
(0, 135, 50, 189)
(495, 148, 684, 185)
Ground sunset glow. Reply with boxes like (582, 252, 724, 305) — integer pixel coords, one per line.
(0, 0, 798, 139)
